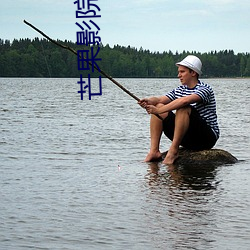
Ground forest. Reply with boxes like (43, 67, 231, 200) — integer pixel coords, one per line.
(0, 38, 250, 78)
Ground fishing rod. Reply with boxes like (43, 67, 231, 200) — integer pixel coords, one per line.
(23, 20, 163, 120)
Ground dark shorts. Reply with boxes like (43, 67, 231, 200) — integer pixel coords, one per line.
(163, 107, 217, 150)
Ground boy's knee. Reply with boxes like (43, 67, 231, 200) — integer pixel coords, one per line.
(176, 106, 192, 116)
(155, 103, 164, 108)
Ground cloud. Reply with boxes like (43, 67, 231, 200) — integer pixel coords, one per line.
(206, 0, 238, 4)
(134, 0, 168, 5)
(201, 0, 250, 10)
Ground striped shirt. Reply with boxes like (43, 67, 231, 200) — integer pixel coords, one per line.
(166, 80, 220, 139)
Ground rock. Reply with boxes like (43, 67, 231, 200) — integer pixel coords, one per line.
(161, 148, 238, 166)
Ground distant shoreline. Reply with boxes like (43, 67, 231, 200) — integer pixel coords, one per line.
(1, 38, 250, 78)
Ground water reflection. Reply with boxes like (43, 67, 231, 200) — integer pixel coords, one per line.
(144, 162, 221, 249)
(147, 162, 219, 191)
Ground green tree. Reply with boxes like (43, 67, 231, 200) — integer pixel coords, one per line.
(244, 56, 250, 76)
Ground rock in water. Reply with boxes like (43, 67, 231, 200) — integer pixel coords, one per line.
(162, 148, 238, 166)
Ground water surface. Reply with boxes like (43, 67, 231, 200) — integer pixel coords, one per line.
(1, 78, 250, 249)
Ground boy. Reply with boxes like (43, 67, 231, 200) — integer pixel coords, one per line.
(139, 55, 219, 164)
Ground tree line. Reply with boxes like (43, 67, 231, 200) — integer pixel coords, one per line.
(0, 38, 250, 78)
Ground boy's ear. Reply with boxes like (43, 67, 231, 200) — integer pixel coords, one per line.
(191, 70, 198, 77)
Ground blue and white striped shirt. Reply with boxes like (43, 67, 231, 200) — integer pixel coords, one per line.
(166, 80, 220, 139)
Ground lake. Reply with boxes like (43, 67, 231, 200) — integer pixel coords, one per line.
(1, 78, 250, 249)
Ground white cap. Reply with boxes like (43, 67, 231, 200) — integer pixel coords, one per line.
(176, 55, 202, 75)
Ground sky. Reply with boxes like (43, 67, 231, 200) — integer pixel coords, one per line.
(0, 0, 250, 53)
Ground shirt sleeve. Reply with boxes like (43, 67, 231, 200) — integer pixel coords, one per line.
(195, 86, 212, 104)
(166, 87, 178, 101)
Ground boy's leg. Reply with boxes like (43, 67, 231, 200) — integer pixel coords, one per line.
(163, 106, 191, 164)
(144, 104, 169, 162)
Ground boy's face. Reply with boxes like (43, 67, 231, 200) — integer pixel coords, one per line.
(177, 65, 197, 85)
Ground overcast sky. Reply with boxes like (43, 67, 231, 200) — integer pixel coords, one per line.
(1, 0, 249, 53)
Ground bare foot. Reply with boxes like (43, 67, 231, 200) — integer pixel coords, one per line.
(144, 151, 162, 162)
(163, 150, 179, 165)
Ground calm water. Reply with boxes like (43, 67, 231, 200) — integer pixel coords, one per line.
(1, 78, 250, 250)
